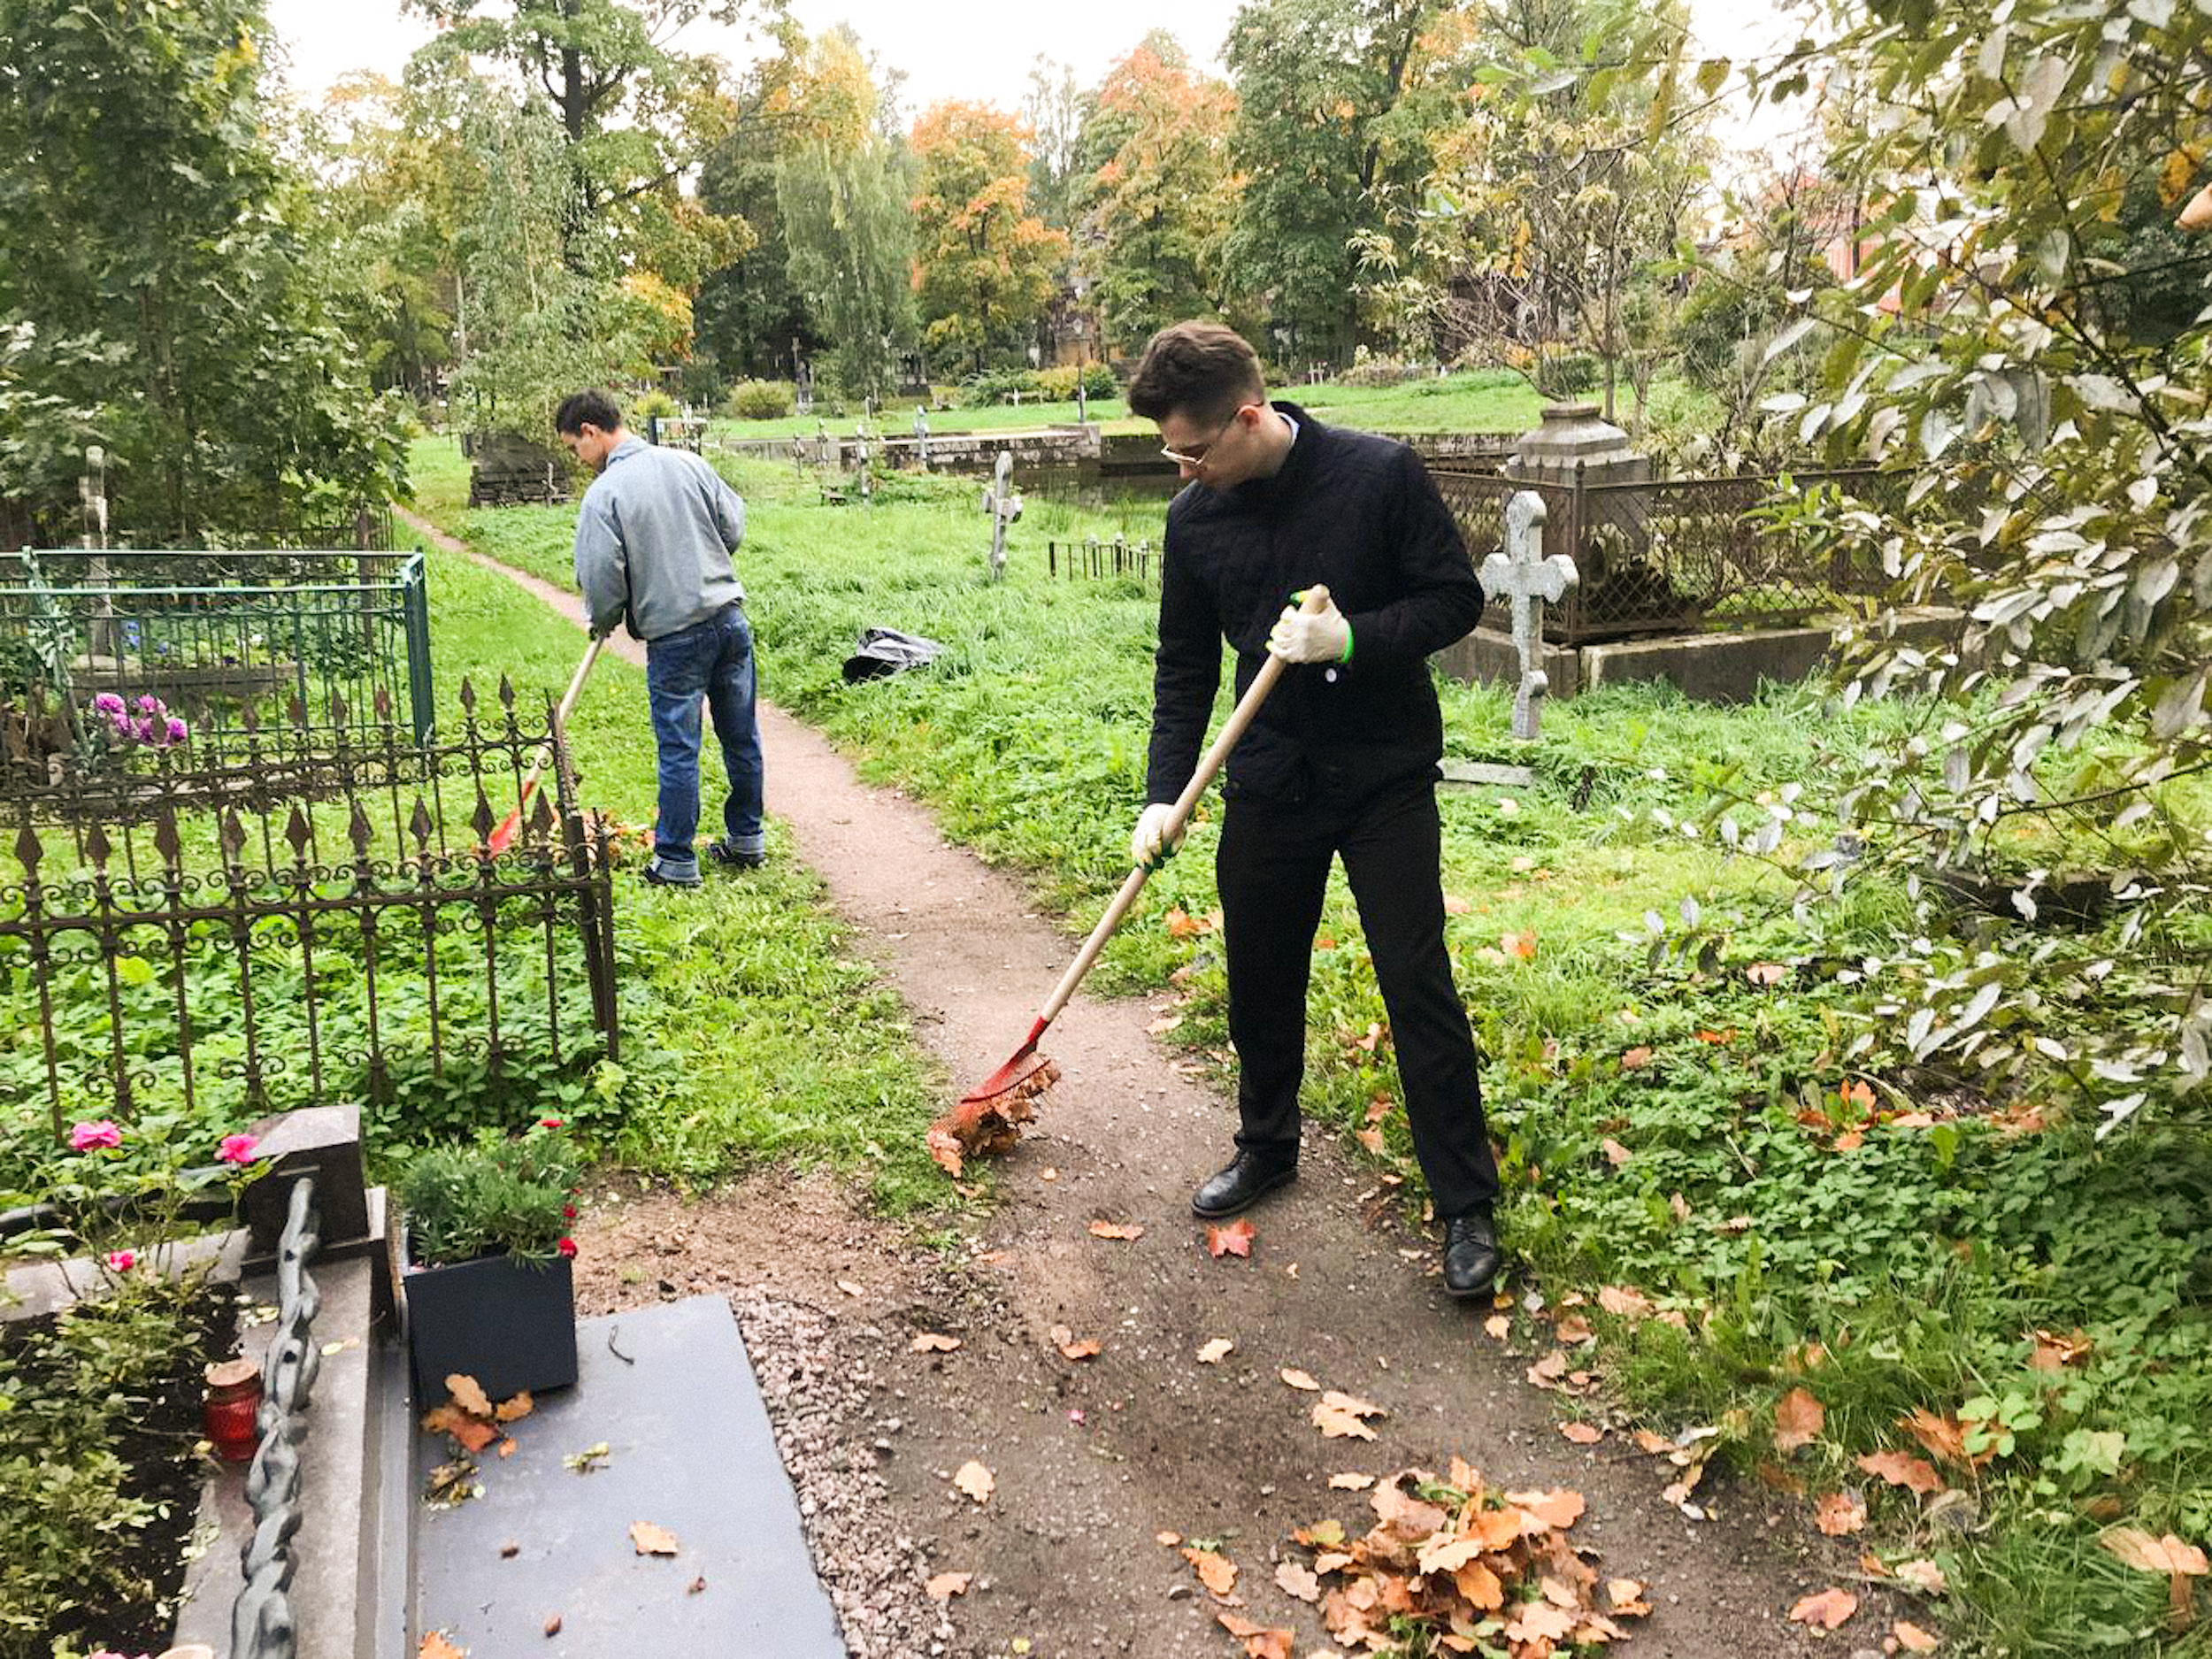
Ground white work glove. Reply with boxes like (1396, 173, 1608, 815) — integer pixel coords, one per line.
(1266, 591, 1353, 664)
(1130, 802, 1187, 872)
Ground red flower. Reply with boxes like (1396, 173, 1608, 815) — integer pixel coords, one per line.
(557, 1237, 577, 1258)
(539, 1118, 564, 1129)
(563, 1204, 578, 1219)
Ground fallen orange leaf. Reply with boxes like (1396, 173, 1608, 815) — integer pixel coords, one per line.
(1620, 1046, 1654, 1071)
(1328, 1471, 1374, 1489)
(1857, 1450, 1946, 1495)
(925, 1571, 972, 1600)
(1894, 1619, 1941, 1653)
(1275, 1560, 1322, 1601)
(1208, 1218, 1257, 1258)
(1608, 1578, 1651, 1616)
(1197, 1338, 1234, 1363)
(1216, 1611, 1292, 1658)
(629, 1521, 680, 1556)
(1502, 929, 1538, 960)
(1313, 1391, 1384, 1440)
(1504, 1487, 1585, 1530)
(1901, 1407, 1974, 1468)
(2100, 1526, 2210, 1575)
(418, 1636, 466, 1659)
(446, 1375, 493, 1418)
(1164, 905, 1213, 939)
(1050, 1324, 1102, 1361)
(1774, 1386, 1825, 1453)
(910, 1333, 962, 1353)
(1788, 1587, 1858, 1629)
(494, 1392, 534, 1424)
(1560, 1421, 1604, 1445)
(1183, 1546, 1238, 1597)
(1815, 1492, 1867, 1535)
(1280, 1367, 1322, 1391)
(1087, 1218, 1144, 1240)
(953, 1461, 995, 1504)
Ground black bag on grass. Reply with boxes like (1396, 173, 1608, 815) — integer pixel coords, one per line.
(842, 626, 945, 683)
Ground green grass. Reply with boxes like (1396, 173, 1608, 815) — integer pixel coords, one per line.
(408, 438, 2212, 1655)
(710, 396, 1142, 441)
(418, 528, 949, 1210)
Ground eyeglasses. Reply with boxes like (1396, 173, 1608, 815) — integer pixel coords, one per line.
(1159, 406, 1250, 468)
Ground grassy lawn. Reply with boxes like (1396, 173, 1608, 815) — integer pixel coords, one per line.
(407, 437, 2211, 1656)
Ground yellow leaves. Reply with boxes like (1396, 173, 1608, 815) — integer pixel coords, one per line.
(2161, 147, 2202, 208)
(952, 1460, 995, 1504)
(1788, 1586, 1858, 1630)
(1773, 1386, 1825, 1453)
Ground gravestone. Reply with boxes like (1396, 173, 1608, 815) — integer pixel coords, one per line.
(1075, 382, 1089, 426)
(912, 405, 929, 467)
(1479, 491, 1578, 741)
(979, 450, 1022, 582)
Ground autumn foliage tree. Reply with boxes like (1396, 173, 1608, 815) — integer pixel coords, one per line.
(909, 103, 1069, 375)
(1073, 35, 1240, 357)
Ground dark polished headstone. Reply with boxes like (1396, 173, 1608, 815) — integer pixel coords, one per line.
(411, 1295, 845, 1656)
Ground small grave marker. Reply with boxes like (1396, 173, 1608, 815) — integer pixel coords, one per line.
(979, 451, 1022, 582)
(1479, 490, 1578, 741)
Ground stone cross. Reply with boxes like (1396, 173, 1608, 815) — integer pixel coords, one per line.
(1479, 490, 1578, 741)
(979, 450, 1022, 582)
(855, 439, 872, 503)
(1075, 381, 1089, 426)
(912, 404, 929, 467)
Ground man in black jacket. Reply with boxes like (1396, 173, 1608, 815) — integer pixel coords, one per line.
(1126, 321, 1502, 1300)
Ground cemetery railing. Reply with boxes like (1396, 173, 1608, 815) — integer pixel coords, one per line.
(0, 678, 620, 1146)
(1432, 465, 1909, 644)
(0, 547, 434, 809)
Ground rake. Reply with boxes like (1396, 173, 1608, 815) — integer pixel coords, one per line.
(953, 586, 1333, 1123)
(485, 634, 605, 856)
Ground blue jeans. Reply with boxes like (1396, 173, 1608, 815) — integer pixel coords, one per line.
(643, 603, 764, 878)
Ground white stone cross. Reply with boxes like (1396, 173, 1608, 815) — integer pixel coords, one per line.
(980, 450, 1022, 582)
(912, 404, 929, 466)
(1479, 490, 1578, 741)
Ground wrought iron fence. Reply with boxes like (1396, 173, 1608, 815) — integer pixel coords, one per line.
(233, 1171, 321, 1659)
(0, 547, 434, 809)
(0, 680, 618, 1148)
(1432, 466, 1909, 644)
(1047, 536, 1159, 582)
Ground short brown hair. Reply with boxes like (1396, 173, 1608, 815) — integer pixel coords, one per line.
(1126, 322, 1265, 425)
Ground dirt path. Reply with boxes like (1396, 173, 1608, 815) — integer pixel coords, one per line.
(399, 506, 1886, 1657)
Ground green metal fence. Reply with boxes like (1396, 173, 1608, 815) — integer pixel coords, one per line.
(0, 548, 434, 810)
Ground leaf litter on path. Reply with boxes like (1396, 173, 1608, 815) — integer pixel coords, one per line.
(1206, 1217, 1256, 1258)
(1272, 1463, 1647, 1654)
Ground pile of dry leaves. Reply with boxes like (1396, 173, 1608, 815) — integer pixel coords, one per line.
(1173, 1460, 1648, 1658)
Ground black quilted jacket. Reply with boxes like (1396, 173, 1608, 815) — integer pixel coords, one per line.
(1143, 403, 1485, 808)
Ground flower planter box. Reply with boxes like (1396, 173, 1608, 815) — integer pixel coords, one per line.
(403, 1237, 577, 1402)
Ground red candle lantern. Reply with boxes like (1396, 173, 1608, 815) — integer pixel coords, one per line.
(204, 1357, 262, 1462)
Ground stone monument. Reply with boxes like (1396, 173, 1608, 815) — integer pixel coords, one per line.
(1479, 490, 1578, 740)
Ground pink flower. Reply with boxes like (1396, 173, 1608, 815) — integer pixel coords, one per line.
(106, 1249, 136, 1272)
(556, 1237, 578, 1258)
(217, 1133, 259, 1165)
(164, 716, 188, 745)
(70, 1120, 122, 1151)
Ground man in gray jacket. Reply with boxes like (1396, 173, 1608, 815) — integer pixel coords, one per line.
(557, 388, 764, 887)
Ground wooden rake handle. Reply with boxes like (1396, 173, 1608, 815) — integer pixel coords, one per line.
(1034, 585, 1332, 1026)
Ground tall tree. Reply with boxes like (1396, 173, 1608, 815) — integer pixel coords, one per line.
(909, 102, 1069, 375)
(1073, 35, 1240, 356)
(402, 0, 763, 295)
(0, 0, 401, 538)
(1367, 0, 1712, 417)
(1221, 0, 1450, 365)
(695, 19, 815, 380)
(773, 28, 916, 400)
(1023, 55, 1085, 234)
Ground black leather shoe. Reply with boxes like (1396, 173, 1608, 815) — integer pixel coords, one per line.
(1190, 1151, 1297, 1219)
(1441, 1209, 1502, 1300)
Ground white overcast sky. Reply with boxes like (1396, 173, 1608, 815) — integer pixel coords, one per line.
(263, 0, 1809, 162)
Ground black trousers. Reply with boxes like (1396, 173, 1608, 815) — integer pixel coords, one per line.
(1214, 772, 1499, 1219)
